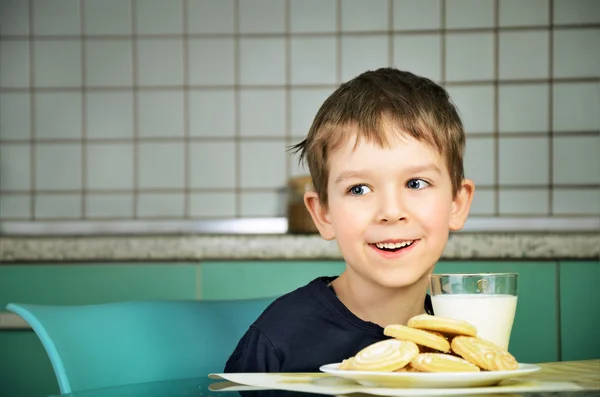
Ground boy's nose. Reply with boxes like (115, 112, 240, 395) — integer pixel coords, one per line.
(377, 192, 407, 223)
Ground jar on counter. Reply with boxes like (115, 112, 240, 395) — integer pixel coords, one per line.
(287, 175, 318, 234)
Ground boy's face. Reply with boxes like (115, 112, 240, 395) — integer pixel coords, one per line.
(305, 125, 474, 290)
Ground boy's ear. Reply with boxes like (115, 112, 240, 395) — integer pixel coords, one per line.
(449, 178, 475, 231)
(303, 190, 335, 240)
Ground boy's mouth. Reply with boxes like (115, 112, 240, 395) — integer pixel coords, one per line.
(370, 240, 416, 252)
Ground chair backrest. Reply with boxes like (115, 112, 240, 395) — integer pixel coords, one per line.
(6, 297, 276, 394)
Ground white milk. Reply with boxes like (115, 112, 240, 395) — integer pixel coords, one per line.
(431, 294, 518, 350)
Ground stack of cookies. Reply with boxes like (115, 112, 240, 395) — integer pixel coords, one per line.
(339, 314, 519, 373)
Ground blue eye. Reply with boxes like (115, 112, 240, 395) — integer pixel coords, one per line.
(407, 179, 430, 190)
(348, 184, 372, 196)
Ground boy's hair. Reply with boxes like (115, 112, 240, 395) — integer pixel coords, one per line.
(290, 67, 466, 207)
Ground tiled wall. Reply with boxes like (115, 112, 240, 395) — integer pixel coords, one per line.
(0, 0, 599, 222)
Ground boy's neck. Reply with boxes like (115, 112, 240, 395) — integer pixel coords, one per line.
(331, 271, 431, 328)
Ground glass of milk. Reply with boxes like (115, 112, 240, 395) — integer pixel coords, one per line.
(429, 273, 518, 350)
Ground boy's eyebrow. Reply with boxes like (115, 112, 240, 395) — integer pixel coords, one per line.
(334, 164, 441, 184)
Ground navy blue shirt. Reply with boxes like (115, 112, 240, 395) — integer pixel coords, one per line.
(224, 276, 434, 373)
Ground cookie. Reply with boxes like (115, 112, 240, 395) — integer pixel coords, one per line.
(410, 353, 481, 373)
(407, 314, 477, 337)
(384, 324, 451, 353)
(451, 336, 519, 371)
(343, 339, 420, 372)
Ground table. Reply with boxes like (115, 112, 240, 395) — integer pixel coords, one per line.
(48, 360, 600, 397)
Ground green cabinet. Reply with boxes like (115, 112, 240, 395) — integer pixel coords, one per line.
(559, 261, 600, 361)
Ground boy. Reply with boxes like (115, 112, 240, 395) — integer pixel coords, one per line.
(224, 67, 475, 373)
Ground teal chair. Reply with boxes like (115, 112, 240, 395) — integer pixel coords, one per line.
(6, 297, 276, 394)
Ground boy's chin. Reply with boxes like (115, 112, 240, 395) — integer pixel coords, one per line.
(372, 270, 431, 290)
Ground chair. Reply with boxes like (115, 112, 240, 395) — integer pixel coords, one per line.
(6, 297, 276, 394)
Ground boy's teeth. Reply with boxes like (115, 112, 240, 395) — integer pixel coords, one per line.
(375, 241, 413, 249)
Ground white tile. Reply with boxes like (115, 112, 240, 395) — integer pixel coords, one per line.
(35, 92, 82, 139)
(239, 38, 286, 85)
(35, 144, 82, 190)
(137, 39, 183, 86)
(553, 0, 600, 24)
(240, 90, 286, 137)
(553, 189, 600, 215)
(290, 0, 336, 33)
(499, 189, 549, 215)
(499, 0, 549, 27)
(138, 91, 184, 138)
(0, 93, 31, 140)
(189, 193, 235, 217)
(239, 0, 285, 33)
(189, 90, 235, 137)
(469, 188, 495, 215)
(240, 141, 287, 188)
(553, 136, 600, 185)
(499, 84, 549, 133)
(446, 0, 494, 28)
(0, 144, 31, 190)
(341, 35, 389, 82)
(83, 0, 132, 35)
(137, 193, 185, 217)
(85, 41, 133, 86)
(446, 85, 494, 134)
(86, 194, 133, 218)
(189, 142, 236, 188)
(32, 0, 80, 35)
(86, 92, 134, 139)
(0, 41, 29, 88)
(33, 41, 82, 87)
(241, 191, 285, 217)
(86, 143, 134, 190)
(554, 29, 600, 78)
(35, 194, 82, 219)
(499, 137, 549, 185)
(393, 34, 441, 82)
(553, 83, 600, 132)
(187, 0, 234, 34)
(446, 33, 494, 81)
(290, 88, 333, 138)
(138, 142, 185, 189)
(0, 0, 29, 35)
(341, 0, 388, 32)
(0, 195, 31, 219)
(290, 37, 337, 85)
(393, 0, 441, 30)
(499, 31, 549, 79)
(463, 137, 495, 186)
(188, 38, 235, 85)
(135, 0, 183, 34)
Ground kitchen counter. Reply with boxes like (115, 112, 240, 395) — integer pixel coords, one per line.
(1, 232, 599, 262)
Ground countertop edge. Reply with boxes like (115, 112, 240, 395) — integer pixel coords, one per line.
(1, 232, 599, 261)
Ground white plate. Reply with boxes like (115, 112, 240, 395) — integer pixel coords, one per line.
(319, 362, 541, 389)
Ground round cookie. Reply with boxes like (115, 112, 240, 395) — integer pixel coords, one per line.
(410, 353, 481, 373)
(407, 314, 477, 337)
(384, 324, 451, 353)
(451, 336, 519, 371)
(343, 339, 420, 372)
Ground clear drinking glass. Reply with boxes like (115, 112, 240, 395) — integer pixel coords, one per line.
(429, 273, 518, 350)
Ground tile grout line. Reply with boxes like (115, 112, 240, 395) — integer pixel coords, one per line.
(387, 0, 393, 67)
(335, 0, 341, 84)
(548, 1, 554, 216)
(80, 0, 87, 219)
(28, 0, 36, 220)
(493, 0, 500, 216)
(131, 0, 139, 218)
(182, 0, 190, 218)
(440, 0, 446, 86)
(284, 0, 291, 187)
(233, 0, 241, 217)
(555, 261, 562, 361)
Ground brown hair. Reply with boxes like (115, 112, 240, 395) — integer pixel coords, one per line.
(289, 67, 466, 207)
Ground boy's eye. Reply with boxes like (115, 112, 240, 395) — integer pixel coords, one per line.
(348, 184, 372, 196)
(407, 179, 430, 190)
